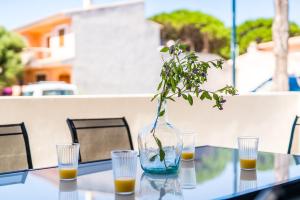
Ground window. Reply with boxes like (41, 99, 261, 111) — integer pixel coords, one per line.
(36, 74, 46, 82)
(22, 91, 34, 96)
(46, 36, 50, 48)
(58, 28, 65, 47)
(42, 90, 74, 96)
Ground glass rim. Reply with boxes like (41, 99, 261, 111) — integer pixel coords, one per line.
(183, 132, 197, 135)
(111, 150, 138, 157)
(56, 143, 80, 147)
(238, 136, 259, 140)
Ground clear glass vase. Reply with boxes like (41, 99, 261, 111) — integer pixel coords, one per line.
(138, 101, 182, 174)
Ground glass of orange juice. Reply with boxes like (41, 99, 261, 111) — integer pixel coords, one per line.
(182, 132, 196, 161)
(238, 137, 259, 170)
(111, 150, 137, 195)
(56, 143, 80, 181)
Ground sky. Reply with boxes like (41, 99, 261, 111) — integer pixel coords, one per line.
(0, 0, 300, 30)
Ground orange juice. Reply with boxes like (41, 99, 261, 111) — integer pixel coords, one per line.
(59, 168, 78, 180)
(240, 159, 256, 169)
(114, 177, 135, 193)
(182, 152, 194, 160)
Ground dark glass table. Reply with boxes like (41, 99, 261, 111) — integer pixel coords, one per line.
(1, 146, 300, 200)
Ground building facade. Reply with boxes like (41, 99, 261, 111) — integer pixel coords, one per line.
(15, 0, 162, 94)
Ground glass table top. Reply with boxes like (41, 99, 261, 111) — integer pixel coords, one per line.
(1, 146, 300, 200)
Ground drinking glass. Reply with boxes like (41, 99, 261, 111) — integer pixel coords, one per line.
(238, 137, 259, 170)
(56, 143, 80, 180)
(182, 133, 196, 161)
(111, 150, 138, 195)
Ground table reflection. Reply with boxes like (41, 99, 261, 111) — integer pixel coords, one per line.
(180, 161, 196, 189)
(59, 180, 78, 200)
(239, 170, 257, 192)
(139, 173, 183, 200)
(115, 194, 135, 200)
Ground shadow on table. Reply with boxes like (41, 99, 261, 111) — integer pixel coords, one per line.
(0, 170, 28, 186)
(78, 160, 112, 176)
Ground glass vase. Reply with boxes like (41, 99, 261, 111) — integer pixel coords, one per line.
(138, 101, 182, 174)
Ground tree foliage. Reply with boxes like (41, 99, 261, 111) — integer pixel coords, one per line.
(0, 26, 25, 87)
(151, 11, 300, 58)
(150, 10, 231, 58)
(237, 18, 300, 54)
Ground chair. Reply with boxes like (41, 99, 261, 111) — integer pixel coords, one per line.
(288, 116, 300, 154)
(67, 117, 133, 163)
(0, 123, 33, 173)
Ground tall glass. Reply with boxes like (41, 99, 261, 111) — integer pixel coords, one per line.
(112, 150, 138, 195)
(182, 133, 196, 161)
(56, 143, 80, 181)
(238, 137, 259, 170)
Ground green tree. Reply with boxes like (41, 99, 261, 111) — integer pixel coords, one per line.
(237, 18, 300, 55)
(0, 26, 25, 88)
(150, 10, 231, 58)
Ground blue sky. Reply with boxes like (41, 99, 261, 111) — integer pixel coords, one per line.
(0, 0, 300, 29)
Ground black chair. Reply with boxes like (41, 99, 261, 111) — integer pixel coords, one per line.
(0, 123, 33, 173)
(67, 117, 134, 163)
(288, 116, 300, 154)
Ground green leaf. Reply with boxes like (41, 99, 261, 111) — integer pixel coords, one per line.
(159, 109, 165, 117)
(187, 94, 193, 105)
(213, 93, 219, 101)
(182, 93, 188, 100)
(149, 154, 158, 162)
(159, 149, 165, 162)
(170, 78, 176, 92)
(160, 46, 169, 52)
(200, 91, 212, 100)
(167, 96, 175, 101)
(151, 93, 159, 101)
(157, 81, 163, 91)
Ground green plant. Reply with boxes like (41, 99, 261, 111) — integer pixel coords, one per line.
(150, 41, 237, 166)
(0, 26, 25, 87)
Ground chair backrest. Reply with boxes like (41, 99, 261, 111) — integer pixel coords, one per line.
(288, 116, 300, 154)
(66, 117, 133, 163)
(0, 123, 33, 173)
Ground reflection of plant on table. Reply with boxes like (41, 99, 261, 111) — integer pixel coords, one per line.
(195, 148, 232, 183)
(257, 152, 274, 171)
(150, 41, 237, 166)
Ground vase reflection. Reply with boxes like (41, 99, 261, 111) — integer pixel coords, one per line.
(59, 180, 78, 200)
(180, 161, 196, 189)
(239, 170, 257, 192)
(139, 173, 183, 200)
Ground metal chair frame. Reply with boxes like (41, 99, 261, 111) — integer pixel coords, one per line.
(288, 116, 300, 154)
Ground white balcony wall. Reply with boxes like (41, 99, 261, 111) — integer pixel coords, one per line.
(0, 93, 298, 168)
(49, 32, 75, 61)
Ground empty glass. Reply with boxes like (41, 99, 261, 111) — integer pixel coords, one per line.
(111, 150, 138, 195)
(56, 143, 80, 181)
(182, 133, 196, 161)
(238, 137, 259, 170)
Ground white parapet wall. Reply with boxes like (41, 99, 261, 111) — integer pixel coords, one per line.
(0, 93, 299, 168)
